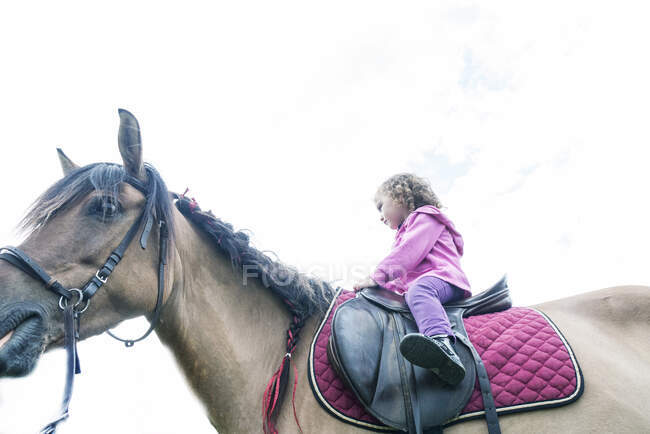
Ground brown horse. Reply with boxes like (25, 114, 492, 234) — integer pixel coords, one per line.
(0, 110, 649, 433)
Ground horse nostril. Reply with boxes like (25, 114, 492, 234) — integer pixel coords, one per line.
(0, 330, 14, 349)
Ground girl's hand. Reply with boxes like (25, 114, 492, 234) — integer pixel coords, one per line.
(352, 276, 378, 292)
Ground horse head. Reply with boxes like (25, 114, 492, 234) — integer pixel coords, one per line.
(0, 109, 175, 378)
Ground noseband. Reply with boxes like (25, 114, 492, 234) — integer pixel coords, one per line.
(0, 168, 169, 433)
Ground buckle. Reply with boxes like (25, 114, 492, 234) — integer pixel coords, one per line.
(95, 270, 108, 284)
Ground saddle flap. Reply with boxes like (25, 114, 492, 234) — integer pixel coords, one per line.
(328, 296, 477, 432)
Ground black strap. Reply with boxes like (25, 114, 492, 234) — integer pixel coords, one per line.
(446, 305, 501, 434)
(82, 197, 152, 301)
(0, 249, 80, 434)
(124, 175, 149, 195)
(455, 333, 501, 434)
(0, 247, 70, 299)
(105, 220, 168, 347)
(40, 304, 80, 434)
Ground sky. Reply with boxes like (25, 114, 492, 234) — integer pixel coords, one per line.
(1, 1, 649, 433)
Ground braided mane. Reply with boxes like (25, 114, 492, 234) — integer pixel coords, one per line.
(174, 194, 338, 434)
(174, 195, 336, 318)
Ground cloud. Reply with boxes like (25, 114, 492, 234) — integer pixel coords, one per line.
(1, 1, 649, 432)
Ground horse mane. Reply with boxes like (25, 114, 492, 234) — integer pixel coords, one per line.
(175, 196, 337, 319)
(174, 195, 339, 431)
(19, 162, 176, 247)
(19, 161, 336, 318)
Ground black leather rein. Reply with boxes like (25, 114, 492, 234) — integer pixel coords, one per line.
(0, 171, 169, 433)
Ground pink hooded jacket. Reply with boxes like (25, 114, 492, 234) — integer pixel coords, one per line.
(370, 205, 472, 298)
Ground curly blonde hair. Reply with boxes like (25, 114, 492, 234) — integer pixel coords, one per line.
(374, 173, 444, 213)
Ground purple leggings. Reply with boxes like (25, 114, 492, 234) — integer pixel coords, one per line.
(404, 276, 464, 342)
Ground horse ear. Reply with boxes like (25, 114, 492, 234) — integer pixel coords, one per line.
(117, 108, 146, 181)
(56, 147, 79, 177)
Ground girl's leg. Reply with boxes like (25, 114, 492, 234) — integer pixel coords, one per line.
(404, 276, 462, 342)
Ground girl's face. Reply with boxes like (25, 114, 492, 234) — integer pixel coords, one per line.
(375, 192, 409, 230)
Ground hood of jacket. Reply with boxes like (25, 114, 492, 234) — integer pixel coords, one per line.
(399, 205, 465, 255)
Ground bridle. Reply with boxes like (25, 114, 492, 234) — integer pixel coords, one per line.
(0, 167, 170, 433)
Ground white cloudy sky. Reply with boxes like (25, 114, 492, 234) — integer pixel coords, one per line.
(1, 1, 649, 433)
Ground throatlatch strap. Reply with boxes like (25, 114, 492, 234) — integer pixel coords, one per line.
(105, 220, 168, 347)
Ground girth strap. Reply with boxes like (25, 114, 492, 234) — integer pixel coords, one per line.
(454, 333, 500, 434)
(446, 305, 501, 434)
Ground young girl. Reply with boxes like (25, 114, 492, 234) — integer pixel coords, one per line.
(352, 173, 472, 386)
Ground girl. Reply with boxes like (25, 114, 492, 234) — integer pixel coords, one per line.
(353, 173, 472, 386)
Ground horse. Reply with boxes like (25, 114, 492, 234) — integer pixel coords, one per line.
(0, 110, 648, 433)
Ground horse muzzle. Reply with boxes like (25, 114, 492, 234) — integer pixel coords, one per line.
(0, 301, 46, 377)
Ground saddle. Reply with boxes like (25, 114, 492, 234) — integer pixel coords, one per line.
(327, 275, 511, 434)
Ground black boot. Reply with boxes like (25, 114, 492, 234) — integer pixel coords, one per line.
(399, 333, 466, 386)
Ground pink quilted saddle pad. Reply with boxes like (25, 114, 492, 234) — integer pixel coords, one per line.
(308, 289, 584, 430)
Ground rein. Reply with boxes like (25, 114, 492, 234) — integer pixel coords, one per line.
(0, 168, 169, 433)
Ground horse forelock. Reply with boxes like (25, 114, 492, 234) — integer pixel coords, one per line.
(18, 160, 333, 318)
(18, 162, 176, 247)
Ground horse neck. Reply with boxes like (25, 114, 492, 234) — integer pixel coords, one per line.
(153, 213, 298, 431)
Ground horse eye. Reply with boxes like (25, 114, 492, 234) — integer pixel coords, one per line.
(89, 197, 121, 220)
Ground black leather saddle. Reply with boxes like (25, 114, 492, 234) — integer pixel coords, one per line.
(327, 275, 511, 434)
